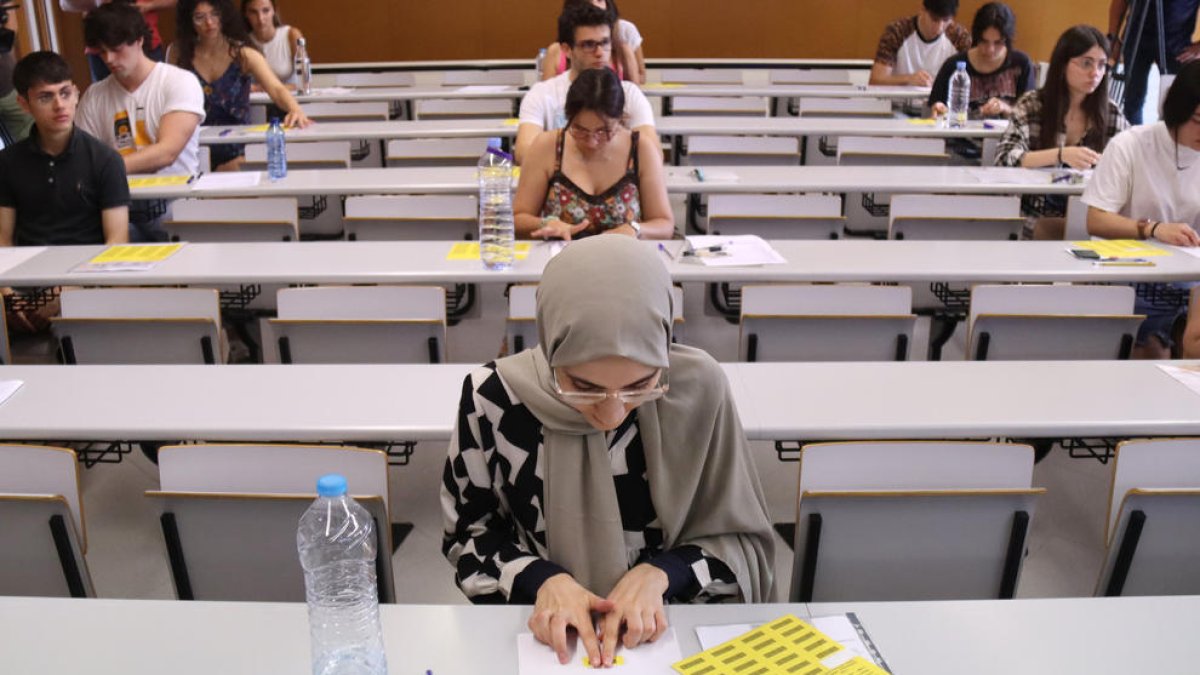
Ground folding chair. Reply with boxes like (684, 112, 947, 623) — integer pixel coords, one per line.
(53, 288, 224, 364)
(888, 194, 1023, 240)
(343, 195, 477, 241)
(334, 72, 416, 88)
(386, 138, 489, 168)
(165, 197, 300, 242)
(414, 99, 515, 120)
(837, 136, 949, 167)
(508, 284, 684, 353)
(440, 70, 526, 86)
(707, 194, 845, 239)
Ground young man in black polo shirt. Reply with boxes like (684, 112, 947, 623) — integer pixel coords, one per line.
(0, 51, 129, 247)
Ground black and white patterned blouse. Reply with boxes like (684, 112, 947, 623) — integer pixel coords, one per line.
(442, 362, 740, 604)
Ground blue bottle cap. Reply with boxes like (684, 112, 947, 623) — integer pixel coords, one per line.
(487, 137, 502, 149)
(316, 473, 347, 497)
(956, 61, 967, 70)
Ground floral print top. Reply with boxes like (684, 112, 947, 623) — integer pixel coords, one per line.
(541, 130, 641, 237)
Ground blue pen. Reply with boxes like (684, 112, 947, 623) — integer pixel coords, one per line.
(219, 128, 232, 137)
(657, 242, 676, 261)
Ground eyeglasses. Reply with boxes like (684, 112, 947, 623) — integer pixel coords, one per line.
(573, 37, 612, 52)
(552, 368, 668, 407)
(1071, 56, 1108, 73)
(567, 123, 619, 142)
(30, 86, 77, 107)
(192, 10, 221, 24)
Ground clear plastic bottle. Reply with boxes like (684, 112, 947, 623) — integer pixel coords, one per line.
(534, 47, 547, 82)
(267, 118, 287, 181)
(477, 137, 515, 271)
(948, 61, 971, 129)
(297, 474, 388, 675)
(294, 37, 312, 95)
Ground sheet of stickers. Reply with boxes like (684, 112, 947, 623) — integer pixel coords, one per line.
(672, 614, 888, 675)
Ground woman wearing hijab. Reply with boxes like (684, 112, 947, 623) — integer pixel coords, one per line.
(441, 236, 775, 667)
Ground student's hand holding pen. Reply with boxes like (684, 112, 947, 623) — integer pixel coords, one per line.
(1059, 146, 1100, 170)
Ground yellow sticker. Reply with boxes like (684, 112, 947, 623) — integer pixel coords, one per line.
(89, 244, 185, 264)
(906, 118, 938, 126)
(649, 83, 686, 88)
(673, 614, 854, 675)
(582, 655, 625, 667)
(245, 124, 270, 132)
(127, 175, 192, 188)
(1071, 239, 1170, 258)
(503, 118, 521, 126)
(829, 657, 890, 674)
(446, 242, 532, 261)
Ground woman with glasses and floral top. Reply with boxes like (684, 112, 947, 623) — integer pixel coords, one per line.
(514, 68, 672, 241)
(994, 25, 1129, 239)
(442, 235, 775, 667)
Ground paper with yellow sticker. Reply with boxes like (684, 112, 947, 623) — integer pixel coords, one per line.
(128, 174, 192, 188)
(73, 243, 186, 273)
(1070, 239, 1170, 258)
(516, 629, 682, 674)
(446, 241, 532, 261)
(673, 615, 888, 675)
(504, 118, 521, 126)
(906, 118, 938, 126)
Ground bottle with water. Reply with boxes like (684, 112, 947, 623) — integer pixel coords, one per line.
(266, 118, 287, 181)
(295, 37, 312, 95)
(534, 47, 547, 81)
(478, 137, 515, 270)
(297, 474, 388, 675)
(948, 61, 971, 128)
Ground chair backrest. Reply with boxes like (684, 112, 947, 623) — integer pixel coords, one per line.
(739, 284, 915, 361)
(888, 194, 1023, 240)
(798, 441, 1036, 493)
(670, 96, 769, 117)
(244, 141, 351, 170)
(440, 70, 525, 86)
(0, 297, 11, 365)
(707, 193, 843, 238)
(1105, 438, 1200, 539)
(797, 97, 891, 118)
(343, 195, 478, 241)
(166, 197, 300, 242)
(0, 495, 93, 597)
(1097, 488, 1200, 596)
(386, 138, 489, 167)
(415, 99, 515, 120)
(334, 72, 415, 88)
(507, 284, 683, 353)
(769, 69, 854, 85)
(0, 444, 84, 548)
(55, 288, 223, 364)
(656, 68, 744, 84)
(272, 285, 448, 363)
(301, 101, 390, 122)
(967, 284, 1142, 360)
(686, 135, 801, 167)
(837, 136, 948, 166)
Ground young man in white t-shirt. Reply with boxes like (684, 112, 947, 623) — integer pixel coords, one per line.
(75, 1, 205, 241)
(516, 3, 654, 164)
(870, 0, 972, 87)
(1084, 62, 1200, 358)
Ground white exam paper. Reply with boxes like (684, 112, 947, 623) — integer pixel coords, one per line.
(0, 247, 47, 275)
(193, 172, 264, 190)
(456, 85, 513, 93)
(0, 380, 24, 407)
(517, 628, 681, 674)
(966, 167, 1054, 185)
(685, 235, 786, 267)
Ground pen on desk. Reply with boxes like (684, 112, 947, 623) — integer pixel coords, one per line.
(219, 128, 232, 137)
(657, 242, 676, 261)
(1095, 259, 1154, 267)
(691, 168, 705, 182)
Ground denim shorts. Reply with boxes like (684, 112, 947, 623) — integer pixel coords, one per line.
(1133, 282, 1197, 347)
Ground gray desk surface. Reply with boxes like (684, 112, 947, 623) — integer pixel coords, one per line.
(3, 595, 1197, 674)
(311, 57, 876, 72)
(128, 166, 1083, 200)
(202, 116, 1001, 144)
(1, 361, 1198, 443)
(3, 240, 1193, 288)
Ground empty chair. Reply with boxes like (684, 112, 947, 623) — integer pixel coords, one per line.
(414, 98, 515, 120)
(343, 195, 477, 240)
(791, 441, 1042, 602)
(837, 136, 948, 166)
(334, 72, 416, 88)
(386, 138, 489, 168)
(300, 101, 390, 122)
(165, 197, 299, 242)
(708, 194, 844, 239)
(769, 69, 854, 85)
(271, 285, 447, 363)
(149, 443, 394, 602)
(797, 97, 892, 118)
(655, 68, 744, 85)
(670, 96, 769, 117)
(53, 288, 223, 364)
(739, 284, 915, 361)
(0, 444, 93, 597)
(888, 194, 1023, 240)
(685, 135, 800, 167)
(243, 141, 351, 170)
(440, 70, 525, 86)
(1098, 439, 1200, 596)
(967, 284, 1143, 360)
(508, 284, 684, 352)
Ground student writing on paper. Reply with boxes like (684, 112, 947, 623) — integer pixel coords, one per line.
(514, 68, 673, 241)
(1084, 62, 1200, 359)
(442, 237, 775, 668)
(870, 0, 971, 87)
(0, 51, 129, 247)
(541, 0, 644, 85)
(929, 2, 1035, 119)
(994, 25, 1129, 240)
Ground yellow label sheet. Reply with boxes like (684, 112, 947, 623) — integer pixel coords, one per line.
(127, 175, 192, 188)
(446, 241, 531, 261)
(1071, 240, 1170, 258)
(245, 124, 270, 132)
(503, 118, 521, 126)
(673, 615, 887, 675)
(650, 82, 686, 88)
(89, 244, 185, 264)
(906, 118, 938, 126)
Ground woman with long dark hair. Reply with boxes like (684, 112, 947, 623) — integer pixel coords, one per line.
(995, 25, 1129, 238)
(170, 0, 309, 170)
(929, 2, 1035, 118)
(242, 0, 306, 89)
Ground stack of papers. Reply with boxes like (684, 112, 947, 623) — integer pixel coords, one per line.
(1070, 240, 1169, 259)
(127, 175, 192, 189)
(683, 235, 786, 267)
(445, 241, 532, 261)
(71, 243, 185, 273)
(192, 172, 263, 190)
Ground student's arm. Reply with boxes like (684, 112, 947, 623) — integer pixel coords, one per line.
(616, 131, 672, 239)
(870, 62, 933, 87)
(1086, 206, 1200, 245)
(618, 42, 642, 85)
(288, 26, 304, 55)
(514, 123, 544, 166)
(101, 207, 129, 244)
(632, 45, 647, 86)
(927, 59, 955, 115)
(514, 131, 588, 240)
(542, 42, 561, 81)
(0, 207, 14, 247)
(1183, 287, 1200, 359)
(122, 110, 201, 174)
(240, 47, 311, 128)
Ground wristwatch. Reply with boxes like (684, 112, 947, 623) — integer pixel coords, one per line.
(628, 220, 642, 238)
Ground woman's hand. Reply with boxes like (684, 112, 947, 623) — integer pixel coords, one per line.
(1153, 222, 1200, 247)
(597, 564, 669, 667)
(979, 97, 1011, 117)
(907, 70, 933, 87)
(1060, 146, 1101, 170)
(531, 218, 590, 241)
(283, 108, 312, 129)
(931, 101, 948, 117)
(529, 574, 614, 666)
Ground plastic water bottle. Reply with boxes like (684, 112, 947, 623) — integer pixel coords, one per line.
(478, 137, 515, 270)
(295, 37, 312, 95)
(267, 118, 287, 181)
(534, 47, 547, 81)
(948, 61, 971, 128)
(298, 474, 387, 675)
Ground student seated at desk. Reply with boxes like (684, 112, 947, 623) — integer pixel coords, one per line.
(171, 0, 310, 172)
(515, 2, 654, 164)
(541, 0, 644, 85)
(929, 1, 1035, 119)
(242, 0, 305, 90)
(995, 25, 1128, 240)
(514, 69, 673, 241)
(871, 0, 971, 87)
(442, 236, 774, 667)
(1084, 62, 1200, 359)
(76, 1, 205, 242)
(0, 51, 129, 248)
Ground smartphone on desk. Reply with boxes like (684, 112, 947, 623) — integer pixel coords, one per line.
(1069, 249, 1101, 260)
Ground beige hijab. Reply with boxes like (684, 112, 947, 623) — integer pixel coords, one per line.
(495, 236, 776, 601)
